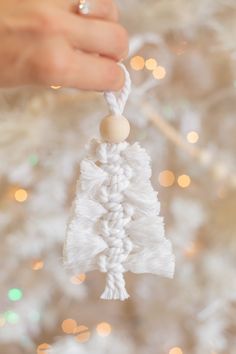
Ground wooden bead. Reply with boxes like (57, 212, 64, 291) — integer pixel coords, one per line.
(100, 114, 130, 143)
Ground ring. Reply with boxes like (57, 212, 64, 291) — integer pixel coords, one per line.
(78, 0, 90, 15)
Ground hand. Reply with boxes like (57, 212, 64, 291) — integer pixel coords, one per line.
(0, 0, 129, 91)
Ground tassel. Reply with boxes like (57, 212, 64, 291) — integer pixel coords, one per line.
(63, 64, 175, 300)
(80, 159, 107, 194)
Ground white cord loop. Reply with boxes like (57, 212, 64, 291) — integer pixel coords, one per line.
(104, 63, 131, 116)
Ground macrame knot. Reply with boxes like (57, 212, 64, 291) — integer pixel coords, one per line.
(95, 142, 133, 300)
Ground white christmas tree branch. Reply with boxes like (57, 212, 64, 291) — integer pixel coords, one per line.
(142, 102, 236, 189)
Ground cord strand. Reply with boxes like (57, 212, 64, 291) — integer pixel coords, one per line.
(104, 63, 131, 116)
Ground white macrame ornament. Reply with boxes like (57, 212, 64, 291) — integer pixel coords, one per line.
(63, 64, 175, 300)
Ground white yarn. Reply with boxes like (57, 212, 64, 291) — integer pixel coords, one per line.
(63, 65, 175, 300)
(96, 142, 133, 300)
(64, 140, 175, 299)
(104, 63, 131, 116)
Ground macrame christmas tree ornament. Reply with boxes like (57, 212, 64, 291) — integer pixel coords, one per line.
(63, 64, 175, 300)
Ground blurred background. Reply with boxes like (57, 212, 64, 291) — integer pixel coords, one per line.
(0, 0, 236, 353)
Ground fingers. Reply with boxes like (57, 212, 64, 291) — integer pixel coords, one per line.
(63, 50, 125, 91)
(27, 37, 125, 91)
(28, 3, 128, 60)
(59, 12, 129, 61)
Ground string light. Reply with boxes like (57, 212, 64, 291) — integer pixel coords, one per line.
(50, 86, 61, 90)
(14, 189, 28, 203)
(153, 66, 166, 80)
(96, 322, 112, 337)
(70, 273, 86, 285)
(8, 288, 23, 302)
(75, 325, 90, 343)
(37, 343, 52, 354)
(177, 175, 191, 188)
(130, 56, 145, 71)
(5, 311, 19, 324)
(32, 260, 44, 271)
(169, 347, 183, 354)
(61, 318, 77, 334)
(158, 170, 175, 187)
(145, 58, 157, 71)
(187, 131, 199, 144)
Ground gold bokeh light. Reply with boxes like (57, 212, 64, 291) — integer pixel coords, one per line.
(130, 56, 145, 71)
(61, 318, 77, 334)
(177, 175, 191, 188)
(37, 343, 52, 354)
(96, 322, 112, 337)
(145, 58, 158, 70)
(14, 189, 28, 203)
(75, 325, 90, 343)
(153, 65, 166, 79)
(50, 86, 61, 90)
(32, 260, 44, 271)
(158, 170, 175, 187)
(70, 274, 86, 285)
(187, 131, 199, 144)
(184, 242, 201, 258)
(169, 347, 183, 354)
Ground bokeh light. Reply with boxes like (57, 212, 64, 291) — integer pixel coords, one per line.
(32, 260, 44, 271)
(130, 56, 145, 71)
(158, 170, 175, 187)
(5, 311, 19, 324)
(75, 325, 90, 342)
(61, 318, 77, 334)
(96, 322, 112, 337)
(37, 343, 52, 354)
(8, 288, 23, 302)
(50, 86, 61, 90)
(70, 273, 86, 285)
(187, 131, 199, 144)
(0, 315, 6, 327)
(177, 175, 191, 188)
(184, 242, 201, 258)
(169, 347, 183, 354)
(145, 58, 158, 70)
(14, 189, 28, 203)
(29, 154, 39, 166)
(153, 65, 166, 79)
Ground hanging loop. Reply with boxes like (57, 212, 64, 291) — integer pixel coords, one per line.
(104, 63, 131, 116)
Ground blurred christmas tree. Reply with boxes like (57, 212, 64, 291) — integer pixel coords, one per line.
(0, 1, 236, 353)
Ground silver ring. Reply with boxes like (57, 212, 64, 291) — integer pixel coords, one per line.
(78, 0, 90, 15)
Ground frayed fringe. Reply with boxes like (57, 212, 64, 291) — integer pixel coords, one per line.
(100, 286, 130, 301)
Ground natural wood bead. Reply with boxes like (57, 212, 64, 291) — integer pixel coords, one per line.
(100, 114, 130, 143)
